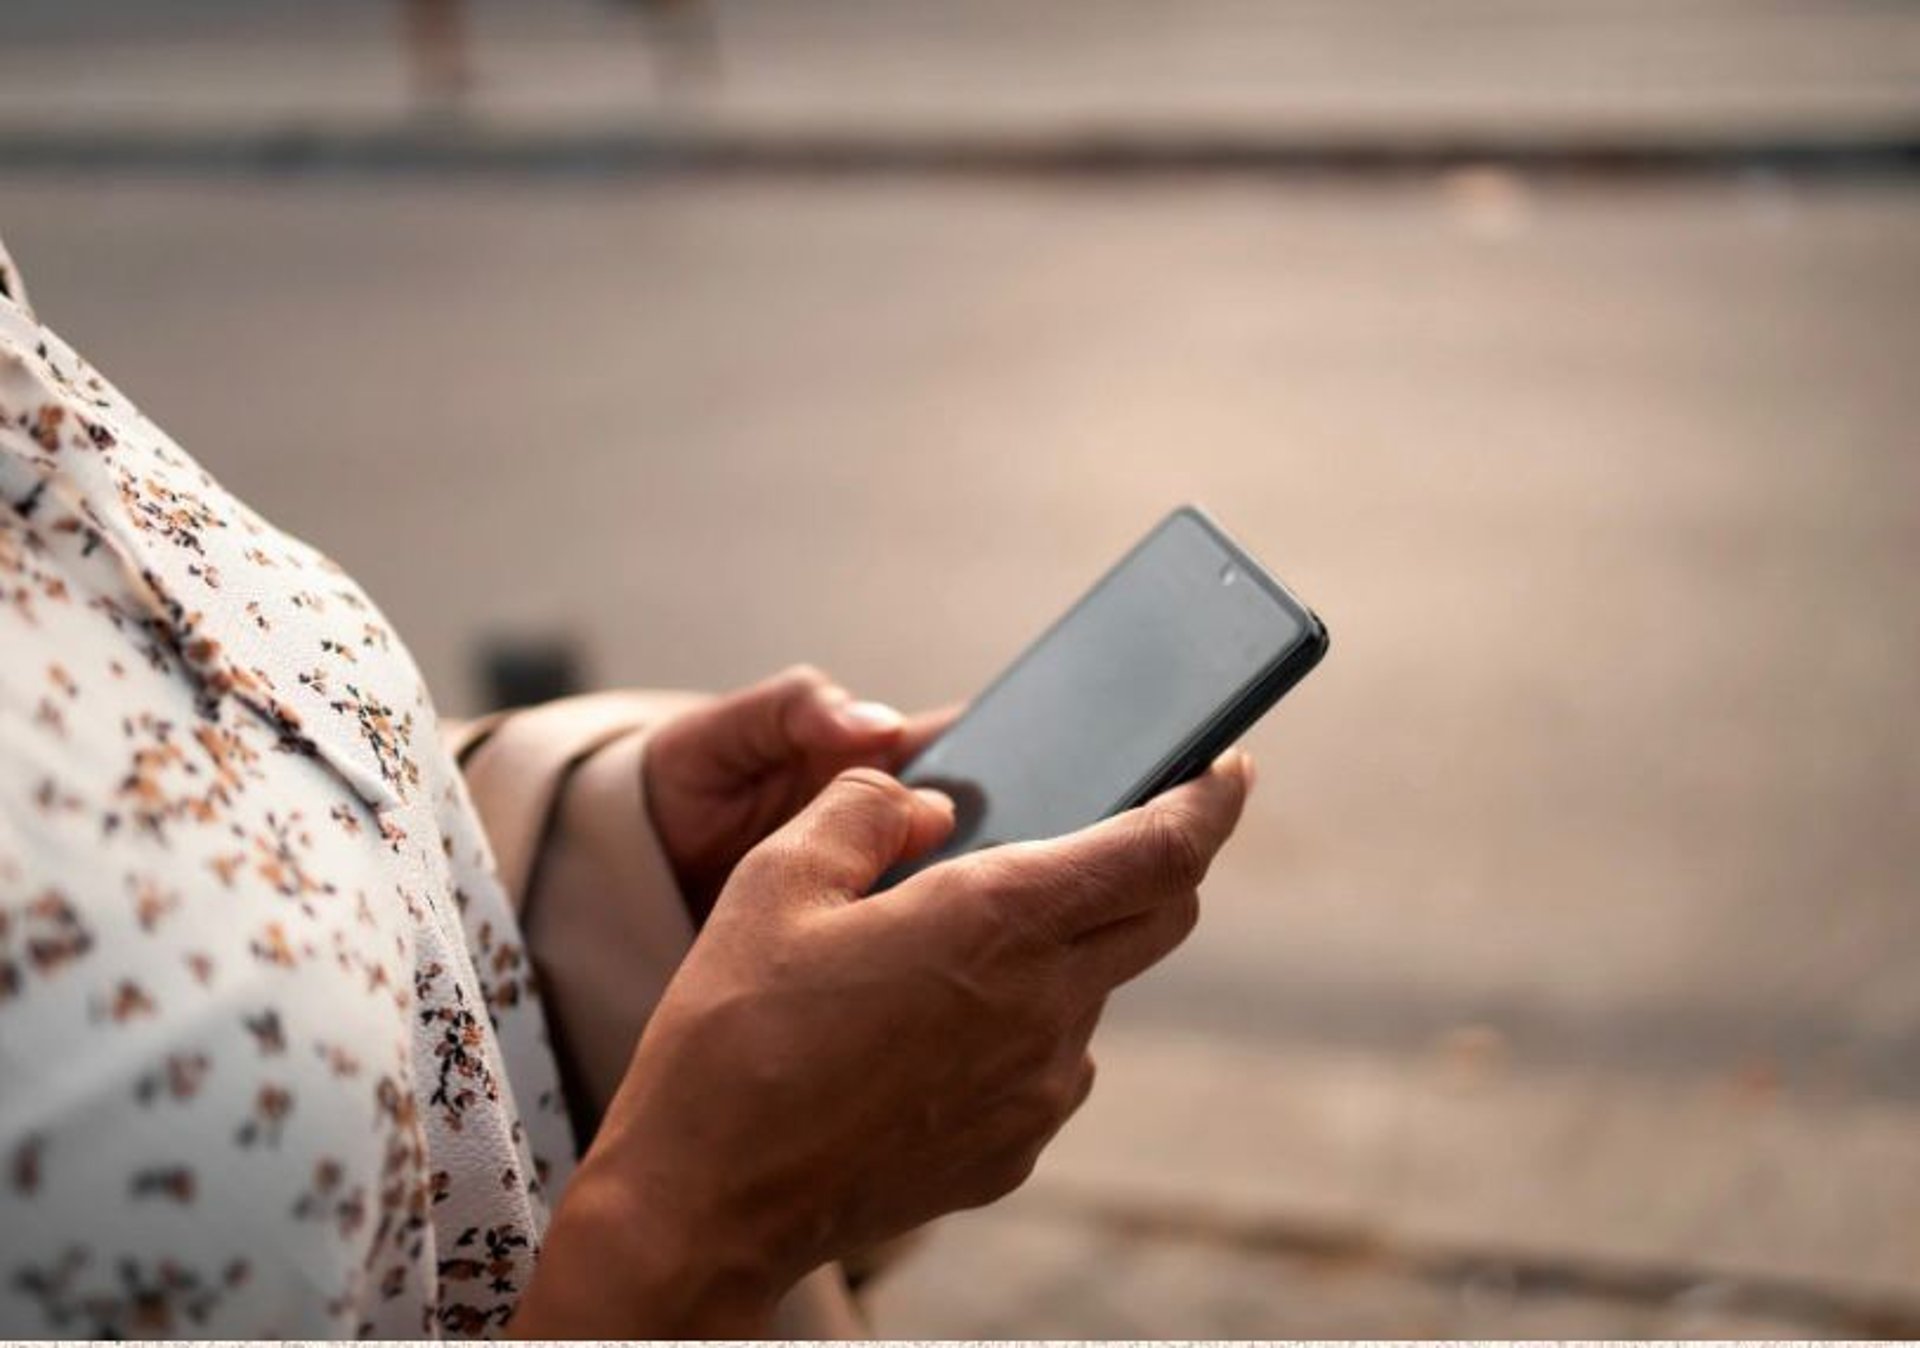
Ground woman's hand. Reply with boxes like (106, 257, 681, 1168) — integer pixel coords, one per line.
(643, 665, 955, 921)
(513, 751, 1253, 1338)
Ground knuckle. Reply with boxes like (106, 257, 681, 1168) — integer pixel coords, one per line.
(1141, 808, 1209, 891)
(986, 845, 1103, 941)
(1131, 892, 1201, 971)
(1004, 1145, 1044, 1192)
(954, 1108, 1048, 1208)
(983, 1142, 1044, 1203)
(947, 852, 1043, 927)
(967, 851, 1035, 907)
(1045, 1062, 1086, 1120)
(941, 850, 1001, 892)
(935, 893, 1038, 984)
(1004, 1040, 1093, 1127)
(731, 837, 792, 890)
(778, 662, 830, 690)
(1170, 888, 1202, 943)
(833, 764, 908, 802)
(958, 1154, 1027, 1210)
(1065, 1055, 1098, 1116)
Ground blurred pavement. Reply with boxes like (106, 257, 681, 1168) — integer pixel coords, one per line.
(2, 0, 1917, 165)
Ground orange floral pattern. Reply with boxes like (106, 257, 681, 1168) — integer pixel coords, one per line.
(0, 234, 572, 1337)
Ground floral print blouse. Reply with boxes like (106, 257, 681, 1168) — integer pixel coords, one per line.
(0, 233, 578, 1337)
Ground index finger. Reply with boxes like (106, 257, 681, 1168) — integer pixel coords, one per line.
(974, 750, 1254, 939)
(888, 702, 965, 771)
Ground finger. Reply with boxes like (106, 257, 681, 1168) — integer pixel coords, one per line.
(792, 685, 908, 754)
(1070, 1053, 1098, 1114)
(980, 750, 1252, 939)
(889, 702, 965, 770)
(1049, 1008, 1104, 1127)
(1070, 884, 1203, 992)
(1064, 999, 1104, 1056)
(658, 664, 903, 783)
(753, 766, 956, 903)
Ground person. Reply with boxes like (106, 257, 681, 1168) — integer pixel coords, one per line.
(0, 231, 1253, 1338)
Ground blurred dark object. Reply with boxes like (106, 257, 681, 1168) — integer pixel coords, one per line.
(479, 635, 587, 711)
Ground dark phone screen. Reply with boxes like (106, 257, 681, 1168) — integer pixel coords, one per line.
(891, 512, 1312, 880)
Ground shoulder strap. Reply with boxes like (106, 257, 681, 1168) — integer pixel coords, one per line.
(451, 690, 701, 912)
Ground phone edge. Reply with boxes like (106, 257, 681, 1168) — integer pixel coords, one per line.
(1113, 504, 1331, 811)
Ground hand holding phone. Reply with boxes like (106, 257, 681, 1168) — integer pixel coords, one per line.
(881, 505, 1327, 888)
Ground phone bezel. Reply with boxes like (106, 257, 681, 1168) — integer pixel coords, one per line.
(1105, 504, 1329, 812)
(898, 502, 1329, 834)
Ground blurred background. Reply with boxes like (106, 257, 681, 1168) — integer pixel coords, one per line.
(3, 0, 1918, 1336)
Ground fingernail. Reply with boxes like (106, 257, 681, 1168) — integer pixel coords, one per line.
(913, 786, 956, 816)
(837, 699, 905, 733)
(1238, 750, 1257, 789)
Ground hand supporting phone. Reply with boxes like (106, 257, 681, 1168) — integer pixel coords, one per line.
(880, 505, 1327, 888)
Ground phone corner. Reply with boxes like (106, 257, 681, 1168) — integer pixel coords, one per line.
(1301, 608, 1332, 667)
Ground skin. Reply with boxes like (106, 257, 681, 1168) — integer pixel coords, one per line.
(510, 666, 1254, 1337)
(641, 665, 952, 922)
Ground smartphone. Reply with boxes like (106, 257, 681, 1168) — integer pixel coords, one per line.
(880, 505, 1328, 887)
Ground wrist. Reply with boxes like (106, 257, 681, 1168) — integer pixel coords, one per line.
(511, 1151, 785, 1338)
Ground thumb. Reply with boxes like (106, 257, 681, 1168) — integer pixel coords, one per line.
(758, 767, 955, 902)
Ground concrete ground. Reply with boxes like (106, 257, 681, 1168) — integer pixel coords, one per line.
(5, 169, 1915, 1335)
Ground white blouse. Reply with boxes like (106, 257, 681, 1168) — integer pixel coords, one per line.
(0, 232, 578, 1337)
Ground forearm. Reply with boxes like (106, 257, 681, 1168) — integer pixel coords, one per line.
(507, 1144, 782, 1338)
(456, 695, 842, 1337)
